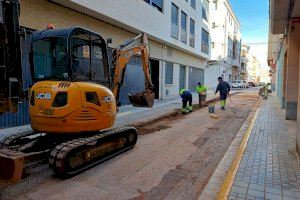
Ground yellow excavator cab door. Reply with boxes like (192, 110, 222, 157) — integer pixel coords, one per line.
(128, 91, 155, 108)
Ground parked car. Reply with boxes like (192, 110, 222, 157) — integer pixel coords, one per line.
(231, 80, 248, 89)
(248, 82, 256, 87)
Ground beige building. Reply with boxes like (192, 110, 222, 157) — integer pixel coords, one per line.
(241, 45, 261, 84)
(268, 0, 300, 154)
(19, 0, 211, 102)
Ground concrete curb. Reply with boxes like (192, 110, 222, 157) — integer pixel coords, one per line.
(199, 98, 261, 200)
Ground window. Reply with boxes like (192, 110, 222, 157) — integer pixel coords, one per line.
(33, 38, 69, 80)
(171, 3, 179, 39)
(189, 18, 195, 47)
(201, 28, 209, 54)
(202, 0, 209, 21)
(85, 92, 100, 106)
(202, 7, 207, 21)
(227, 36, 232, 58)
(71, 33, 106, 82)
(165, 62, 173, 84)
(181, 11, 187, 43)
(191, 0, 196, 9)
(213, 0, 217, 10)
(144, 0, 163, 12)
(212, 42, 215, 48)
(212, 22, 216, 28)
(203, 0, 209, 13)
(241, 62, 245, 69)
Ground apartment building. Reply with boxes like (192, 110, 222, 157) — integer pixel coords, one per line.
(268, 0, 300, 154)
(240, 44, 249, 80)
(19, 0, 211, 104)
(205, 0, 241, 89)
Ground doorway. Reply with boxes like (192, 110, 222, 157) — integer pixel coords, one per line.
(149, 59, 159, 99)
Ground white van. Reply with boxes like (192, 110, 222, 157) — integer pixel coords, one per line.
(231, 80, 248, 89)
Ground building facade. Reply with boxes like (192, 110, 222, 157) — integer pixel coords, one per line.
(205, 0, 241, 89)
(240, 45, 249, 80)
(20, 0, 211, 100)
(268, 0, 300, 154)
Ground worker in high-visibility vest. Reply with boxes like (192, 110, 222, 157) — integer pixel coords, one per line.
(179, 89, 193, 114)
(195, 82, 207, 108)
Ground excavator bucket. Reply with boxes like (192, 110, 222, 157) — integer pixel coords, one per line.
(128, 92, 155, 108)
(0, 149, 24, 182)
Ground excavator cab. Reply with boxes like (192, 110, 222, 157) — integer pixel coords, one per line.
(31, 27, 110, 87)
(31, 27, 154, 108)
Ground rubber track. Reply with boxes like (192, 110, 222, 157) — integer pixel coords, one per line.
(49, 126, 138, 177)
(0, 130, 35, 148)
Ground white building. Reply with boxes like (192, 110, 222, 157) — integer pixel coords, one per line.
(204, 0, 241, 89)
(32, 0, 211, 102)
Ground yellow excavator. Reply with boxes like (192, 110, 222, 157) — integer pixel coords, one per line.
(0, 26, 154, 181)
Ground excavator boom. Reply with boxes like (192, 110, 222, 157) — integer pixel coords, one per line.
(0, 0, 22, 114)
(112, 33, 155, 107)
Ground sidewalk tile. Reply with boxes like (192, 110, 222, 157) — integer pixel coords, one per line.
(228, 96, 300, 200)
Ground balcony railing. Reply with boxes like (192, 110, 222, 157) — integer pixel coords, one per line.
(171, 22, 179, 39)
(180, 28, 187, 44)
(189, 34, 195, 47)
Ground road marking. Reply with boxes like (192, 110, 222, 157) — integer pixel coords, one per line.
(216, 107, 260, 200)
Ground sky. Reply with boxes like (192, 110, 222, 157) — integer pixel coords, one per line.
(229, 0, 269, 68)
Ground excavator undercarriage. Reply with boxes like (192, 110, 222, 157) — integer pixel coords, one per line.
(0, 126, 138, 181)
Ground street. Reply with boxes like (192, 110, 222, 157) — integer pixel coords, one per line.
(1, 0, 300, 199)
(0, 88, 260, 200)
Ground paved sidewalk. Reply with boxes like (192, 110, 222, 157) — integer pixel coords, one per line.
(228, 96, 300, 200)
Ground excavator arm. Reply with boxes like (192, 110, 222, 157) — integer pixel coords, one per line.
(0, 0, 22, 114)
(111, 33, 154, 107)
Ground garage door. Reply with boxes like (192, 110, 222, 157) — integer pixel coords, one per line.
(188, 67, 204, 92)
(118, 56, 145, 105)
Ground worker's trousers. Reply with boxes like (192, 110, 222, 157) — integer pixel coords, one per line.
(220, 93, 227, 108)
(198, 94, 207, 107)
(182, 93, 193, 113)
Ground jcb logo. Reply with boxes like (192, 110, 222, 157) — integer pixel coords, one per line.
(36, 93, 52, 100)
(102, 96, 114, 103)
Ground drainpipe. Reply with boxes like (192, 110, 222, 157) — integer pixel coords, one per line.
(160, 44, 164, 100)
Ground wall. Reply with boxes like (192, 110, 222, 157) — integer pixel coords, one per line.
(51, 0, 210, 60)
(204, 63, 231, 89)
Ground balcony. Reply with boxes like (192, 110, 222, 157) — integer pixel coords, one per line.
(171, 22, 179, 39)
(180, 28, 187, 44)
(189, 34, 195, 47)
